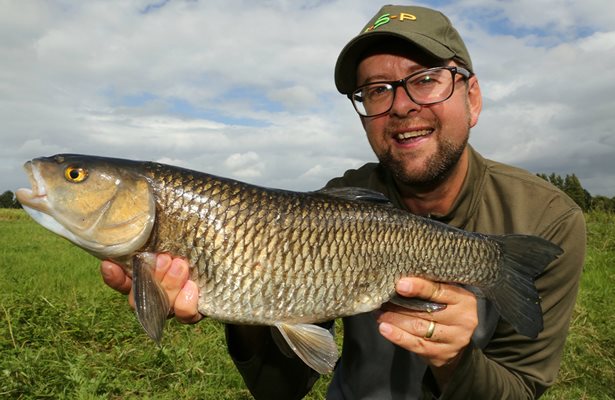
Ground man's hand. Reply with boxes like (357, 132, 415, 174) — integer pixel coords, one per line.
(377, 277, 478, 387)
(100, 254, 203, 324)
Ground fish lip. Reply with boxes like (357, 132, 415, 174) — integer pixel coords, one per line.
(15, 160, 50, 213)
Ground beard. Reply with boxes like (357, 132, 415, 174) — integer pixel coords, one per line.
(377, 133, 469, 190)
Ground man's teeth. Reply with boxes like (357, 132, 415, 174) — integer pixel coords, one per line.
(396, 129, 432, 140)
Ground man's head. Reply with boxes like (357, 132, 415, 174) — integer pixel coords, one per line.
(335, 5, 481, 190)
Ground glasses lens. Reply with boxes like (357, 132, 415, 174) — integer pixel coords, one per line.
(352, 83, 393, 117)
(405, 68, 455, 105)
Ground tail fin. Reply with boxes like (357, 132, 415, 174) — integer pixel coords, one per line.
(482, 234, 563, 338)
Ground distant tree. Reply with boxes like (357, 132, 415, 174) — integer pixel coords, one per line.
(548, 173, 565, 191)
(538, 172, 566, 191)
(563, 174, 589, 211)
(0, 190, 21, 208)
(583, 189, 592, 212)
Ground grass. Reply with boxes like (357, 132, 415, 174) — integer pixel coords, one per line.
(0, 208, 613, 399)
(0, 209, 253, 399)
(541, 211, 615, 400)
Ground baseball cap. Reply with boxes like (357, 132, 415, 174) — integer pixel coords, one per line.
(335, 5, 473, 94)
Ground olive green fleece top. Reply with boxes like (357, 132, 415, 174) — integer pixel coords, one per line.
(226, 145, 586, 399)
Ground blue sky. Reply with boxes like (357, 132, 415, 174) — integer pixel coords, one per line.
(2, 0, 614, 196)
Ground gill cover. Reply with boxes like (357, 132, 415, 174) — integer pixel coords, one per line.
(17, 154, 156, 259)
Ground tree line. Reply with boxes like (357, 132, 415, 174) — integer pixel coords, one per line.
(536, 173, 614, 213)
(2, 174, 614, 212)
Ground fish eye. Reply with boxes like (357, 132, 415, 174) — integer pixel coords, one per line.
(64, 165, 88, 183)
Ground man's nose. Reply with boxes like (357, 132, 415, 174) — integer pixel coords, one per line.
(389, 85, 421, 116)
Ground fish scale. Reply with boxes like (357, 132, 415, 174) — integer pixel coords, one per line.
(16, 154, 563, 373)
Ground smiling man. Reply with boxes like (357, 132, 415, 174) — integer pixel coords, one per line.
(102, 5, 585, 399)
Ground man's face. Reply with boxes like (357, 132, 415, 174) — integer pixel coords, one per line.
(356, 51, 482, 188)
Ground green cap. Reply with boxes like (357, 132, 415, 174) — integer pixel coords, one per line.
(335, 5, 473, 94)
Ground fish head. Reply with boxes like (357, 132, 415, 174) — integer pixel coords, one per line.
(16, 154, 156, 259)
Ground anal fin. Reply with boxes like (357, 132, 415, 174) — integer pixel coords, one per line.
(132, 252, 170, 344)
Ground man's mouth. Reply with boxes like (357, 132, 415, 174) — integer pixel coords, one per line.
(394, 129, 433, 144)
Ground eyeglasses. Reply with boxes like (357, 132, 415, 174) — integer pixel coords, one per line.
(349, 66, 471, 117)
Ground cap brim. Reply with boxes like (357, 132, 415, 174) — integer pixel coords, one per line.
(334, 32, 456, 94)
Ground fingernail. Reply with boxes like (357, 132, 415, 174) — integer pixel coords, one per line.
(379, 322, 392, 335)
(397, 280, 411, 294)
(183, 283, 196, 302)
(101, 262, 113, 279)
(169, 260, 185, 277)
(156, 254, 170, 271)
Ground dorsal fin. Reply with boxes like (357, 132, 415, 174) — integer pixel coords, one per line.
(313, 187, 392, 205)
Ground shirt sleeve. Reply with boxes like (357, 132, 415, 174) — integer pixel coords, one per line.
(432, 207, 586, 399)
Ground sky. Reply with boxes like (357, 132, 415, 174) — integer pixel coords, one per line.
(2, 0, 614, 197)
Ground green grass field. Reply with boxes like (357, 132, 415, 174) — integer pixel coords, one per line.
(1, 209, 613, 399)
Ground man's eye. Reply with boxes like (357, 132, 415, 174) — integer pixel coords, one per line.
(413, 75, 437, 86)
(365, 85, 390, 100)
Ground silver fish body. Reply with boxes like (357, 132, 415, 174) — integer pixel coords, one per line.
(16, 154, 562, 373)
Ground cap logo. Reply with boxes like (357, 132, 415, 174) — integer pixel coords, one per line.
(364, 12, 417, 32)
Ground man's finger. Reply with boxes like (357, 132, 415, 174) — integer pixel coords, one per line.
(160, 257, 190, 310)
(174, 280, 203, 324)
(100, 261, 132, 295)
(396, 277, 457, 304)
(154, 253, 173, 281)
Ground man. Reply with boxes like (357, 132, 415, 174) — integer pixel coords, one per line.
(102, 5, 585, 399)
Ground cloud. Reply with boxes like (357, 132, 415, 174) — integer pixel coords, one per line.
(224, 152, 265, 179)
(2, 0, 614, 197)
(268, 86, 320, 111)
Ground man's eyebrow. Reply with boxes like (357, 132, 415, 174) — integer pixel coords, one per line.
(358, 65, 426, 86)
(359, 74, 391, 85)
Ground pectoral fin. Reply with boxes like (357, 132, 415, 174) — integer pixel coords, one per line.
(389, 294, 446, 313)
(132, 252, 170, 344)
(274, 322, 338, 374)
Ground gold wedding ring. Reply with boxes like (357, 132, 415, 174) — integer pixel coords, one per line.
(425, 320, 436, 339)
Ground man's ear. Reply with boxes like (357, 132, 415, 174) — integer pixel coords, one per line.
(467, 76, 482, 128)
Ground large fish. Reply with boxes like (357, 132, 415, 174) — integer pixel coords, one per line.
(16, 154, 562, 374)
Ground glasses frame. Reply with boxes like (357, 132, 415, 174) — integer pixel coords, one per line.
(348, 66, 471, 117)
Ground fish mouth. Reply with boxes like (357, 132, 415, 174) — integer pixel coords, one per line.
(15, 161, 51, 213)
(393, 128, 433, 144)
(15, 160, 75, 247)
